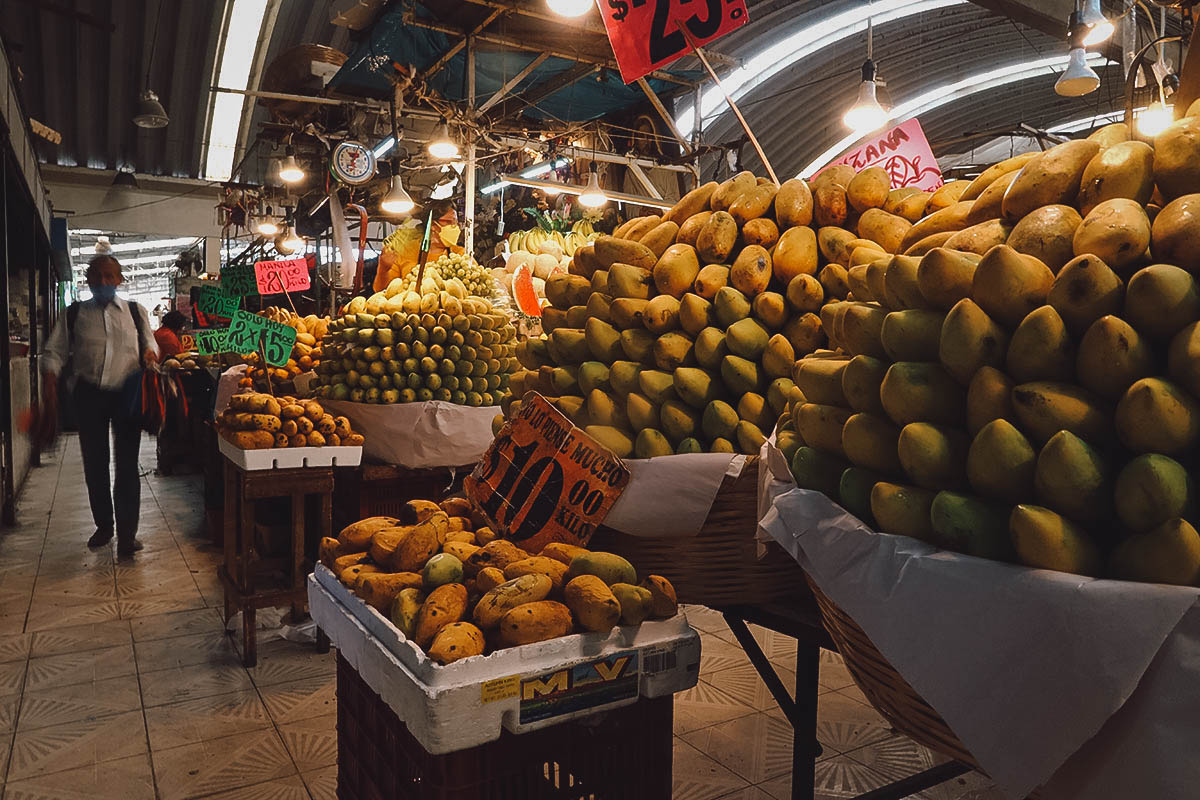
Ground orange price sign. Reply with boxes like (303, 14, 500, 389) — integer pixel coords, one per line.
(180, 334, 196, 352)
(465, 393, 630, 553)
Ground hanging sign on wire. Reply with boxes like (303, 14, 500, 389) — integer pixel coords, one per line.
(196, 285, 239, 318)
(599, 0, 749, 84)
(194, 328, 229, 355)
(225, 310, 297, 367)
(464, 392, 630, 553)
(254, 258, 311, 295)
(220, 264, 258, 297)
(823, 118, 944, 192)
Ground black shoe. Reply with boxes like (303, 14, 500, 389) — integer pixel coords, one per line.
(117, 538, 144, 556)
(87, 529, 114, 548)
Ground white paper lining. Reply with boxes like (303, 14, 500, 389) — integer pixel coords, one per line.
(602, 453, 746, 539)
(322, 399, 498, 468)
(761, 487, 1200, 799)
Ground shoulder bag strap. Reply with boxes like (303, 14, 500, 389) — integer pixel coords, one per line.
(127, 302, 146, 366)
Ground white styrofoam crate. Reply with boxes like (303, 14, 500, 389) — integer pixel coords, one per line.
(218, 436, 363, 470)
(309, 564, 700, 754)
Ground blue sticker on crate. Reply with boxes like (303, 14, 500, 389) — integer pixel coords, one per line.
(519, 650, 640, 724)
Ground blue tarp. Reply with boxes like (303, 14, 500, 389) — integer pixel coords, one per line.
(330, 1, 698, 122)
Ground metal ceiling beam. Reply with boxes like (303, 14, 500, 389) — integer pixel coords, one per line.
(402, 14, 697, 87)
(636, 77, 692, 154)
(477, 52, 548, 113)
(490, 134, 696, 174)
(10, 0, 116, 32)
(967, 0, 1070, 39)
(458, 0, 740, 68)
(488, 62, 600, 120)
(423, 7, 506, 80)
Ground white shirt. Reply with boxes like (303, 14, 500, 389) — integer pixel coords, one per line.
(42, 296, 158, 390)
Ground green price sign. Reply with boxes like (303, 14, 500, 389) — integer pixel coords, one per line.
(196, 285, 238, 317)
(194, 328, 229, 355)
(226, 310, 263, 354)
(221, 264, 258, 297)
(261, 319, 298, 367)
(225, 310, 296, 367)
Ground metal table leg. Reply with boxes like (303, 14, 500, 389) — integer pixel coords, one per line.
(717, 606, 974, 800)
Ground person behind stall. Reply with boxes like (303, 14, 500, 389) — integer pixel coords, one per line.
(154, 310, 187, 359)
(41, 255, 159, 555)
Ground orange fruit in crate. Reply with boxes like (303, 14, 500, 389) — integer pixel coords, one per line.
(512, 262, 542, 317)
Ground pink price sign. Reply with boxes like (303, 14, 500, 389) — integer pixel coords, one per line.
(825, 118, 944, 192)
(253, 258, 311, 295)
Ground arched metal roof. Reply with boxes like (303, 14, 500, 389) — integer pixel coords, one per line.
(689, 0, 1129, 178)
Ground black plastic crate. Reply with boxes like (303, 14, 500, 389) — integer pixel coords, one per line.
(336, 653, 673, 800)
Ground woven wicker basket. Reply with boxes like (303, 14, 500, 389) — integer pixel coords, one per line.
(805, 575, 982, 769)
(588, 456, 808, 607)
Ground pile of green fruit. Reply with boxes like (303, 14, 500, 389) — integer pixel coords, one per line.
(778, 115, 1200, 588)
(314, 291, 518, 406)
(398, 253, 497, 299)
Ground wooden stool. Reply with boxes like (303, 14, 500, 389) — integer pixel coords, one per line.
(220, 458, 333, 666)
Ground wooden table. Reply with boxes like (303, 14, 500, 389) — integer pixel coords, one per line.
(713, 603, 972, 800)
(221, 459, 333, 666)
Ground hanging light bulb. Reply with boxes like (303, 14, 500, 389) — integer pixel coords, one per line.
(278, 146, 304, 183)
(133, 89, 169, 129)
(256, 205, 279, 236)
(275, 224, 305, 255)
(843, 61, 889, 133)
(577, 170, 606, 207)
(843, 19, 888, 135)
(1137, 98, 1174, 137)
(1079, 0, 1113, 46)
(1056, 47, 1100, 96)
(546, 0, 592, 17)
(381, 174, 415, 215)
(427, 119, 460, 160)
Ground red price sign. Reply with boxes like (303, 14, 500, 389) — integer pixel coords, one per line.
(599, 0, 748, 84)
(253, 258, 311, 295)
(465, 393, 630, 553)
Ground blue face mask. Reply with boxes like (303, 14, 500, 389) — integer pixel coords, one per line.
(92, 285, 117, 303)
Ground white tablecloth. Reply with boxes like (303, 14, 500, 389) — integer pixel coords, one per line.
(761, 487, 1200, 799)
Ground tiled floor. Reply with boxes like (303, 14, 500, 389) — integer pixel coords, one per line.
(0, 435, 1004, 799)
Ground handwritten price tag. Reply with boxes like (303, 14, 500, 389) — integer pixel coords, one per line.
(254, 258, 310, 295)
(180, 334, 196, 353)
(826, 118, 944, 192)
(224, 311, 296, 367)
(225, 310, 262, 354)
(600, 0, 748, 84)
(260, 320, 298, 368)
(221, 264, 258, 297)
(465, 393, 630, 552)
(196, 285, 238, 318)
(194, 328, 228, 355)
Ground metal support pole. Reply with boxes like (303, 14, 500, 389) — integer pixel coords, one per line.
(0, 154, 17, 525)
(465, 38, 477, 259)
(28, 233, 41, 468)
(692, 85, 703, 189)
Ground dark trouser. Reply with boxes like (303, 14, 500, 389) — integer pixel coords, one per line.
(74, 380, 142, 541)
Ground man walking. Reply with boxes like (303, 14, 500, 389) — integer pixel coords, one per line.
(42, 255, 158, 555)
